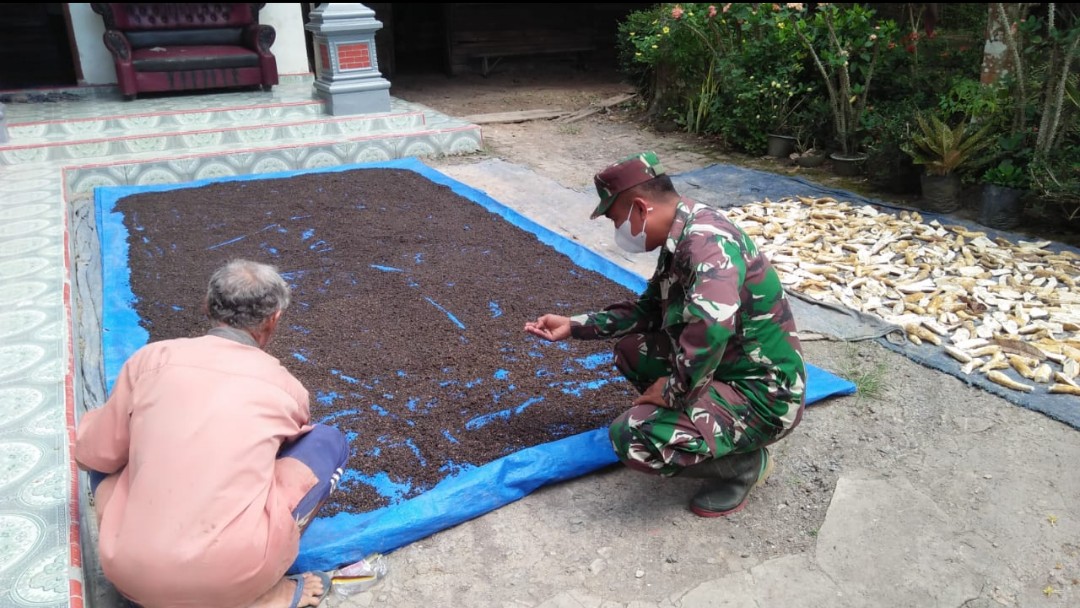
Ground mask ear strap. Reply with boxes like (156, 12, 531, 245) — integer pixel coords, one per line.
(627, 197, 647, 217)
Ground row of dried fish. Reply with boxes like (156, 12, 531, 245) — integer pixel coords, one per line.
(728, 196, 1080, 396)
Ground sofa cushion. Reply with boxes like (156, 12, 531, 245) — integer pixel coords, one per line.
(99, 3, 260, 31)
(127, 28, 244, 49)
(132, 46, 260, 71)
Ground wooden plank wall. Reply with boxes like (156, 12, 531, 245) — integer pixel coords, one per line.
(371, 3, 653, 77)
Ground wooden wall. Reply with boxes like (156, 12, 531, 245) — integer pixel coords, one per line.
(367, 3, 653, 77)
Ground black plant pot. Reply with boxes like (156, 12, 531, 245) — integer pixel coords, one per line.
(829, 152, 866, 177)
(919, 173, 962, 214)
(866, 150, 920, 194)
(978, 184, 1026, 230)
(767, 134, 797, 158)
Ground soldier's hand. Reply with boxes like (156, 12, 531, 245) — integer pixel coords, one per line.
(524, 314, 572, 342)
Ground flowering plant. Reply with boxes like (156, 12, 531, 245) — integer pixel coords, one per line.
(783, 3, 900, 156)
(620, 3, 812, 154)
(749, 64, 811, 136)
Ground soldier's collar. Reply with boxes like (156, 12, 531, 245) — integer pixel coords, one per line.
(664, 199, 697, 253)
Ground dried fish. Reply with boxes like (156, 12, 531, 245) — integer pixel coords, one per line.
(1008, 355, 1038, 379)
(1064, 359, 1080, 380)
(987, 370, 1035, 393)
(979, 352, 1010, 373)
(1032, 364, 1053, 384)
(729, 196, 1080, 396)
(944, 346, 972, 364)
(1048, 383, 1080, 396)
(961, 358, 985, 375)
(1053, 371, 1079, 387)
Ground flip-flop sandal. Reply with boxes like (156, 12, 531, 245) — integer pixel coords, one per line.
(286, 571, 333, 608)
(314, 571, 332, 603)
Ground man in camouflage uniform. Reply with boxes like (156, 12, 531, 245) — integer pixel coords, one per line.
(524, 151, 806, 517)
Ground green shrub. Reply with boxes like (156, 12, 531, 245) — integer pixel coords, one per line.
(617, 3, 813, 155)
(1030, 141, 1080, 220)
(983, 159, 1031, 189)
(861, 103, 919, 193)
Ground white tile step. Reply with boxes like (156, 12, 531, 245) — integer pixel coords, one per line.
(61, 122, 485, 197)
(0, 108, 439, 165)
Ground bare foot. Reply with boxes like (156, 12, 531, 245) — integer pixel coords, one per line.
(247, 572, 325, 608)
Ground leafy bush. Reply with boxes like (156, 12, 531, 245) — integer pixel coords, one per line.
(787, 3, 902, 155)
(861, 103, 919, 193)
(1030, 141, 1080, 220)
(982, 159, 1031, 189)
(618, 3, 812, 155)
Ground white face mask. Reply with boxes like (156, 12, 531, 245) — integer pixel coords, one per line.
(613, 204, 651, 253)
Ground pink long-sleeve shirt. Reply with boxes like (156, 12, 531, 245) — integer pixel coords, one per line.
(75, 335, 314, 608)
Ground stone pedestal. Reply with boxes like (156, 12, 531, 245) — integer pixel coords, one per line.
(306, 4, 391, 116)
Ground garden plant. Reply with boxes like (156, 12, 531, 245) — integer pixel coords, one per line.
(617, 2, 1079, 234)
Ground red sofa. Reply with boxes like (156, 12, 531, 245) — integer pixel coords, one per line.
(90, 3, 278, 100)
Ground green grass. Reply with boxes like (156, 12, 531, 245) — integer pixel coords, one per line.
(838, 345, 891, 401)
(848, 362, 890, 400)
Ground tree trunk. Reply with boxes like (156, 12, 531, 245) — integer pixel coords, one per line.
(646, 61, 675, 120)
(980, 3, 1016, 86)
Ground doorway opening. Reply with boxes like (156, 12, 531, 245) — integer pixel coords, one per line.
(0, 4, 78, 90)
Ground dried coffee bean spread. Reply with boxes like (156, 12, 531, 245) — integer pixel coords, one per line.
(116, 168, 639, 515)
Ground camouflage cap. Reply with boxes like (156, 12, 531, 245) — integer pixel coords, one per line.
(591, 151, 666, 219)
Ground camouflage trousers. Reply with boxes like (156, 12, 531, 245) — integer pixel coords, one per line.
(608, 332, 793, 477)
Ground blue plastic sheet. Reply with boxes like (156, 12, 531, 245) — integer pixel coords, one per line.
(95, 158, 858, 572)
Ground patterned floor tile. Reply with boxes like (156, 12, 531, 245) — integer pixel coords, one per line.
(0, 75, 484, 608)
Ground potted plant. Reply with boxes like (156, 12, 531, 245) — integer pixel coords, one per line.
(785, 4, 901, 175)
(979, 159, 1030, 230)
(763, 79, 811, 158)
(902, 112, 994, 213)
(792, 130, 828, 167)
(861, 104, 920, 194)
(979, 3, 1079, 229)
(1029, 144, 1080, 223)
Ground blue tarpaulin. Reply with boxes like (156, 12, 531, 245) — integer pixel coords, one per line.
(95, 158, 858, 572)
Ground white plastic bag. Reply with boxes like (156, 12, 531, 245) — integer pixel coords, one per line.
(331, 553, 389, 597)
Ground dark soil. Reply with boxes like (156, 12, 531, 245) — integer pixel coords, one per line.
(115, 168, 639, 516)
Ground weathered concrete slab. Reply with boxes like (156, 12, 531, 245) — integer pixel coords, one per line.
(815, 475, 984, 607)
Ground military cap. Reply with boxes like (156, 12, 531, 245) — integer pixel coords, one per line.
(591, 151, 666, 219)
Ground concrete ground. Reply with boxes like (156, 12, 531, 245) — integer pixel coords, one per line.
(5, 58, 1073, 608)
(318, 152, 1080, 608)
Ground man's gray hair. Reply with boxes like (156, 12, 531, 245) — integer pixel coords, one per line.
(205, 259, 291, 329)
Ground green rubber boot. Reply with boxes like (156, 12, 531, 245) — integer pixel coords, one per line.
(680, 448, 773, 517)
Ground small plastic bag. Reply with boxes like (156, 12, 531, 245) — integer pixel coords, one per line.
(330, 553, 389, 597)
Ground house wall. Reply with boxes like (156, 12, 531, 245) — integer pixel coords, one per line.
(383, 3, 653, 76)
(66, 3, 651, 86)
(67, 3, 312, 86)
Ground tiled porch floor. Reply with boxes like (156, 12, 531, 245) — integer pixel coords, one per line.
(0, 76, 483, 608)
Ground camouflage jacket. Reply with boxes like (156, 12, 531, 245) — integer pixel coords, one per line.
(570, 199, 806, 427)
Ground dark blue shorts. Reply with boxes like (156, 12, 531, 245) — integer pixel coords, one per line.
(89, 424, 349, 524)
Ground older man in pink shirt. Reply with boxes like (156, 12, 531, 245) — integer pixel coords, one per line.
(76, 259, 348, 608)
